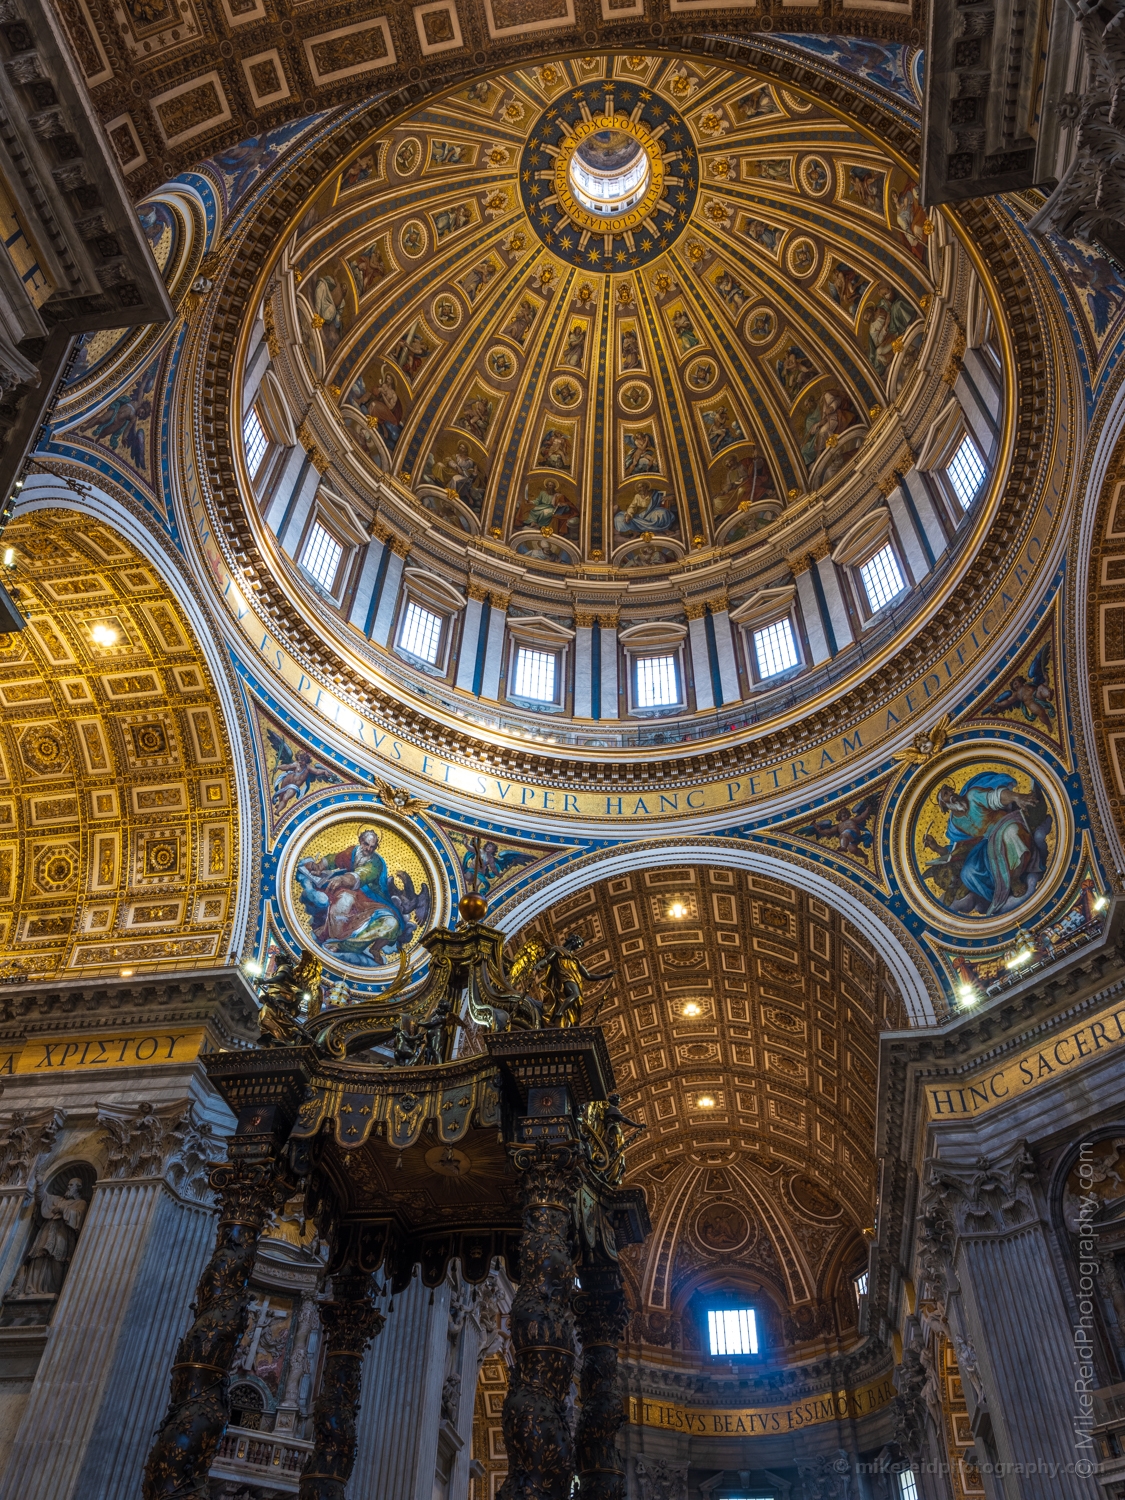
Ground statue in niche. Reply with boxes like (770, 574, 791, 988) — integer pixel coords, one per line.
(10, 1173, 89, 1298)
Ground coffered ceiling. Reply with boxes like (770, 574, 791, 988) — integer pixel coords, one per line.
(49, 0, 922, 197)
(522, 861, 903, 1356)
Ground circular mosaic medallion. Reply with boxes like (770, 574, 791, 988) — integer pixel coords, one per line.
(695, 1201, 752, 1252)
(894, 745, 1068, 936)
(393, 137, 422, 176)
(744, 307, 776, 344)
(551, 375, 583, 407)
(801, 156, 831, 196)
(520, 89, 698, 271)
(280, 807, 448, 976)
(790, 1174, 843, 1220)
(618, 379, 652, 410)
(432, 293, 461, 329)
(399, 220, 427, 258)
(487, 346, 517, 380)
(685, 358, 717, 391)
(787, 236, 818, 277)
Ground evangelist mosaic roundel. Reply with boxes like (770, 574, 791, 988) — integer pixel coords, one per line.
(900, 752, 1065, 931)
(282, 809, 445, 975)
(519, 85, 699, 272)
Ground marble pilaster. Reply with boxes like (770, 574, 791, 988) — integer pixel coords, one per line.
(348, 1277, 451, 1500)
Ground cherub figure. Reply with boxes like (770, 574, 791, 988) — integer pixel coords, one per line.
(989, 643, 1055, 729)
(798, 796, 880, 860)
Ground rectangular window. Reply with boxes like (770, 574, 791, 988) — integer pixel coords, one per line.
(753, 617, 799, 679)
(399, 600, 443, 664)
(946, 433, 987, 509)
(635, 653, 679, 708)
(513, 647, 557, 702)
(860, 544, 905, 613)
(898, 1471, 919, 1500)
(707, 1308, 758, 1357)
(853, 1270, 869, 1299)
(299, 522, 343, 592)
(243, 407, 269, 477)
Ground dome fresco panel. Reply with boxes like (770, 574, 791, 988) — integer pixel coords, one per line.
(281, 53, 939, 572)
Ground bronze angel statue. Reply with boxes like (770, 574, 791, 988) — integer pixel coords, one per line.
(581, 1093, 646, 1184)
(507, 931, 613, 1028)
(256, 949, 322, 1046)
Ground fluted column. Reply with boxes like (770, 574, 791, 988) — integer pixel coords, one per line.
(499, 1139, 580, 1500)
(348, 1277, 451, 1500)
(72, 1190, 216, 1497)
(142, 1113, 292, 1499)
(574, 1262, 628, 1500)
(921, 1144, 1100, 1500)
(301, 1270, 386, 1500)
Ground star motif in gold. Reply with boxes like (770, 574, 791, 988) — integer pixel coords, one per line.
(587, 248, 601, 262)
(641, 237, 652, 251)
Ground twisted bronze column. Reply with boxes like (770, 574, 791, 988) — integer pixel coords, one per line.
(499, 1139, 581, 1500)
(142, 1155, 290, 1498)
(299, 1269, 385, 1500)
(574, 1262, 629, 1500)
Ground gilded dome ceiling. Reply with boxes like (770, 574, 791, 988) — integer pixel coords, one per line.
(281, 52, 940, 572)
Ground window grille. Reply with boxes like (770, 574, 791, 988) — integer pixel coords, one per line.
(513, 647, 557, 701)
(753, 617, 799, 679)
(243, 407, 268, 476)
(635, 653, 679, 708)
(946, 433, 986, 509)
(300, 523, 343, 591)
(860, 544, 905, 613)
(898, 1470, 919, 1500)
(707, 1308, 758, 1356)
(399, 600, 443, 664)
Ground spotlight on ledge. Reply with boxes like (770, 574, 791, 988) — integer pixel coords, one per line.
(1004, 945, 1034, 971)
(2, 549, 14, 568)
(90, 623, 118, 647)
(668, 900, 688, 919)
(242, 959, 262, 977)
(956, 983, 979, 1008)
(119, 968, 134, 978)
(682, 1000, 703, 1017)
(696, 1095, 716, 1109)
(1094, 894, 1109, 912)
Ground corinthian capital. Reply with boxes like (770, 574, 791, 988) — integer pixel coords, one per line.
(0, 1107, 65, 1188)
(97, 1099, 222, 1198)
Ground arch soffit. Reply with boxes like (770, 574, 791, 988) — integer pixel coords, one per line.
(11, 484, 257, 963)
(492, 838, 938, 1024)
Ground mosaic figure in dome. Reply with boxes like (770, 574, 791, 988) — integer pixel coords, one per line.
(312, 271, 346, 352)
(988, 643, 1056, 729)
(518, 477, 577, 537)
(614, 481, 678, 536)
(537, 427, 572, 470)
(267, 727, 345, 814)
(623, 430, 660, 477)
(702, 404, 744, 457)
(347, 240, 388, 296)
(710, 451, 777, 520)
(558, 323, 587, 367)
(775, 345, 818, 400)
(864, 285, 917, 375)
(826, 262, 870, 319)
(799, 387, 858, 466)
(391, 320, 432, 379)
(918, 772, 1052, 918)
(845, 165, 884, 213)
(890, 176, 929, 263)
(734, 86, 778, 120)
(353, 367, 404, 451)
(423, 441, 487, 514)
